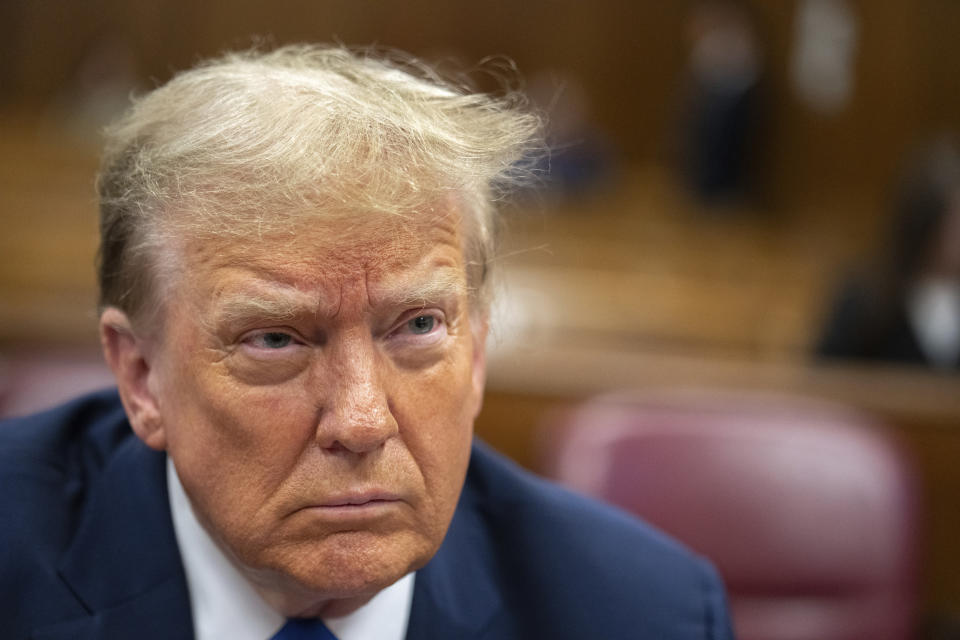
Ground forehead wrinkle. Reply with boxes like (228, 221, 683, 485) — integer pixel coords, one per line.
(190, 210, 469, 325)
(334, 278, 346, 319)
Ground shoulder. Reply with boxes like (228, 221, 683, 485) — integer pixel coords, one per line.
(460, 441, 733, 639)
(0, 391, 189, 637)
(0, 386, 131, 535)
(0, 388, 129, 467)
(0, 390, 131, 606)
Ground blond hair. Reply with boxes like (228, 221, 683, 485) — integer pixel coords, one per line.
(97, 44, 541, 328)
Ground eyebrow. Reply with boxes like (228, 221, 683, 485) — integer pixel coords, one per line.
(212, 286, 315, 328)
(211, 267, 468, 328)
(378, 267, 467, 309)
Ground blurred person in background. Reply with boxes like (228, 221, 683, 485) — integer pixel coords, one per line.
(0, 45, 733, 639)
(817, 136, 960, 371)
(678, 0, 765, 208)
(525, 70, 616, 200)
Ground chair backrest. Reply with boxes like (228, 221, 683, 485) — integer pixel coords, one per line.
(540, 389, 921, 640)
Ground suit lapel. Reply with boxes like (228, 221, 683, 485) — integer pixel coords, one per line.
(406, 456, 505, 640)
(35, 436, 193, 640)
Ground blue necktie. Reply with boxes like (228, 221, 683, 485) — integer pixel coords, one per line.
(270, 618, 338, 640)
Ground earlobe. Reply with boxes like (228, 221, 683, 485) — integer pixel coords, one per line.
(99, 308, 167, 451)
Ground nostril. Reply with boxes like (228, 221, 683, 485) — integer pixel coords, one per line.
(314, 399, 398, 454)
(322, 439, 350, 453)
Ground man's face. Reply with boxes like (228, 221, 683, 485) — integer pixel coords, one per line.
(144, 209, 486, 614)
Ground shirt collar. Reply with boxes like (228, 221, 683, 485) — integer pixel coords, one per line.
(167, 457, 415, 640)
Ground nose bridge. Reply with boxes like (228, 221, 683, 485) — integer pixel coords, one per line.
(317, 328, 396, 452)
(338, 332, 385, 419)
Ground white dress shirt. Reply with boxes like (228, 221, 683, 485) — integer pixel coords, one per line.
(167, 458, 415, 640)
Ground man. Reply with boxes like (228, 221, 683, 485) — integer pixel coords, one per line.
(1, 46, 733, 639)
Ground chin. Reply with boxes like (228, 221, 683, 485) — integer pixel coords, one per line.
(273, 529, 436, 599)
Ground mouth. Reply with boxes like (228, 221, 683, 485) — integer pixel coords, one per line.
(293, 491, 407, 522)
(324, 497, 401, 508)
(321, 491, 403, 508)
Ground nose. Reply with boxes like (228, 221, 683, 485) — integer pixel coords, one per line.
(314, 333, 398, 454)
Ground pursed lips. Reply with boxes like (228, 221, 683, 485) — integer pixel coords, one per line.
(296, 490, 407, 514)
(291, 493, 406, 526)
(283, 485, 415, 527)
(322, 492, 402, 507)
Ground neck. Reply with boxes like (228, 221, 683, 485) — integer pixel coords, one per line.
(257, 586, 375, 619)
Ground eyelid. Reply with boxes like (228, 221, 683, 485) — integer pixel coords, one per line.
(392, 308, 446, 336)
(240, 327, 306, 347)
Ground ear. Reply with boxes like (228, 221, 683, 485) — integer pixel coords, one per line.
(469, 313, 489, 420)
(99, 307, 167, 451)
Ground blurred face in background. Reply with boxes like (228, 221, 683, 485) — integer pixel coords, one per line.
(114, 206, 488, 616)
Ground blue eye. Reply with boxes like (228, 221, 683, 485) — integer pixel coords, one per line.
(259, 332, 293, 349)
(407, 315, 435, 335)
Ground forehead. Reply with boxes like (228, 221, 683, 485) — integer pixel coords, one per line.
(168, 207, 468, 306)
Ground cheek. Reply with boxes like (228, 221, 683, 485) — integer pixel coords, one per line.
(158, 349, 317, 501)
(394, 351, 477, 501)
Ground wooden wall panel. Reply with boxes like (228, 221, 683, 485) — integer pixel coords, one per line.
(2, 0, 958, 208)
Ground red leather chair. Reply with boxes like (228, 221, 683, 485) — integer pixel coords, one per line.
(539, 389, 921, 640)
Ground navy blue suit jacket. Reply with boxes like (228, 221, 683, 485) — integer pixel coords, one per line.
(1, 390, 733, 639)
